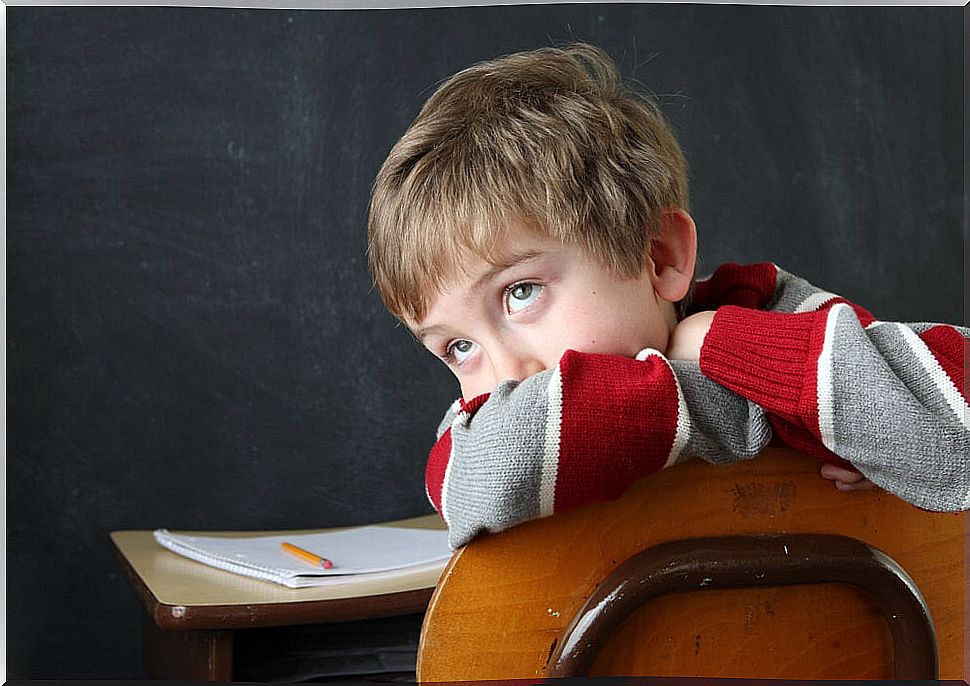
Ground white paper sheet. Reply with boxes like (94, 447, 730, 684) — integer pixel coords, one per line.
(154, 525, 452, 588)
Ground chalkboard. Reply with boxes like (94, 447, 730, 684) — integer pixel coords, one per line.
(7, 5, 962, 678)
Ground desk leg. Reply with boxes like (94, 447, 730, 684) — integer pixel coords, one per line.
(142, 616, 234, 680)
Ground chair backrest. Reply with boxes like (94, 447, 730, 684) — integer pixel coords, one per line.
(417, 447, 965, 681)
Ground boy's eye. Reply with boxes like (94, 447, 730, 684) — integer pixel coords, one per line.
(446, 339, 477, 364)
(504, 282, 542, 314)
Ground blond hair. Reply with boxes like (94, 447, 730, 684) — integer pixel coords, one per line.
(368, 43, 689, 323)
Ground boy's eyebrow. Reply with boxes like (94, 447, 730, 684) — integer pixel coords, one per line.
(413, 250, 545, 344)
(413, 323, 448, 344)
(471, 250, 544, 291)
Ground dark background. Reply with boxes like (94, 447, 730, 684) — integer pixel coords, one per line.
(6, 4, 962, 679)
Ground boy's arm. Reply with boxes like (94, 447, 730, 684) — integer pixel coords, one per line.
(698, 266, 970, 512)
(427, 349, 771, 549)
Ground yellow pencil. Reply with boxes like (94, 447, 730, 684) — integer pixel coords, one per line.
(281, 541, 333, 569)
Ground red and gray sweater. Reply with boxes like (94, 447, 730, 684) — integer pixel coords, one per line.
(426, 263, 969, 549)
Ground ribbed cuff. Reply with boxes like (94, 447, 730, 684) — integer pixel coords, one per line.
(699, 305, 827, 420)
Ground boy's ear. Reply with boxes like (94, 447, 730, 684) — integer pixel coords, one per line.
(646, 208, 697, 303)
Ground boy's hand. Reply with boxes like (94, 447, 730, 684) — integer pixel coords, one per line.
(820, 463, 876, 491)
(667, 310, 716, 360)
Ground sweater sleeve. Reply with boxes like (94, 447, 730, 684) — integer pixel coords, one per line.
(699, 267, 969, 512)
(426, 348, 772, 549)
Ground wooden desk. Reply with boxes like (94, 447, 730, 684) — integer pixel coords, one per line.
(111, 515, 448, 680)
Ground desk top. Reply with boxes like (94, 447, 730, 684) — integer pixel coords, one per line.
(111, 514, 449, 630)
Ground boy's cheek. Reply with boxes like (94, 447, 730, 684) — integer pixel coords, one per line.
(559, 332, 662, 362)
(454, 367, 482, 400)
(560, 312, 670, 361)
(459, 380, 484, 402)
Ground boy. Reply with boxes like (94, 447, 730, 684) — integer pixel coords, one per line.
(368, 44, 968, 549)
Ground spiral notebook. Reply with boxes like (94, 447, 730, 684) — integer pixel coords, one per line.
(154, 524, 452, 588)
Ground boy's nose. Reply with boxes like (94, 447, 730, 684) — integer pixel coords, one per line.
(489, 349, 547, 386)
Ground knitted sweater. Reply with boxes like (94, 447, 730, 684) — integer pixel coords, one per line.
(425, 263, 969, 549)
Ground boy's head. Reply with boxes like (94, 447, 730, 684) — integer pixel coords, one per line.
(369, 43, 697, 398)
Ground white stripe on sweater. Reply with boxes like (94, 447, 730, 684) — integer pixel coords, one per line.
(667, 371, 691, 469)
(796, 291, 839, 313)
(821, 312, 969, 449)
(539, 366, 563, 517)
(873, 326, 970, 510)
(637, 348, 690, 468)
(439, 409, 465, 527)
(891, 324, 970, 432)
(815, 304, 844, 452)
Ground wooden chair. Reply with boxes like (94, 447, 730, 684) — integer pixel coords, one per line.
(417, 447, 965, 680)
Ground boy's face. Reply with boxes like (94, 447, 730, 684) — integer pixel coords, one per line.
(409, 224, 679, 400)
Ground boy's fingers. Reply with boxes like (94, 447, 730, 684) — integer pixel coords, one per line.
(835, 479, 876, 491)
(819, 463, 865, 483)
(820, 464, 877, 491)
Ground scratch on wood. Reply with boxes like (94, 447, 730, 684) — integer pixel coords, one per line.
(544, 636, 558, 666)
(731, 480, 796, 518)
